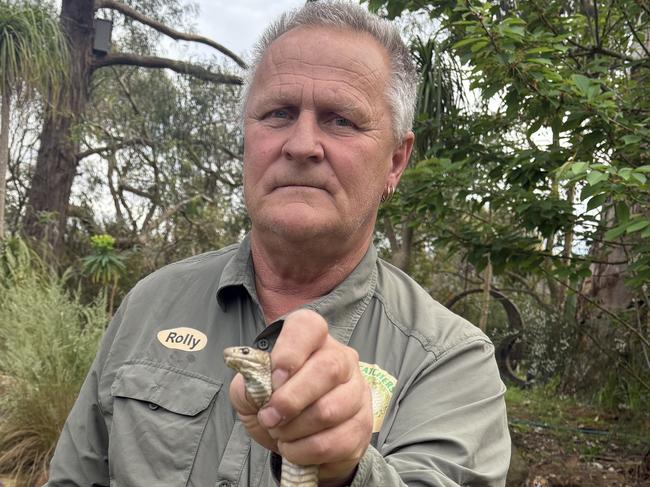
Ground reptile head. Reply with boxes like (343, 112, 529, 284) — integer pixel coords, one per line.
(223, 346, 270, 375)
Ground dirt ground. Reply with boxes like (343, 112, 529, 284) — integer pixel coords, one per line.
(511, 423, 650, 486)
(507, 389, 650, 487)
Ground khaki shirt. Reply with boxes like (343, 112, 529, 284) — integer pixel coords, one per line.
(47, 236, 510, 486)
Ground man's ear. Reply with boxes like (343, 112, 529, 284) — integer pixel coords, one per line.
(387, 131, 415, 188)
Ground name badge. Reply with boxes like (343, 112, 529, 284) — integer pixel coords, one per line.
(157, 327, 207, 352)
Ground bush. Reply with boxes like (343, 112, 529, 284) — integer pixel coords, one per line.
(0, 239, 106, 486)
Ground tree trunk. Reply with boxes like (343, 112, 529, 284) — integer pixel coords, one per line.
(0, 90, 10, 239)
(561, 23, 650, 398)
(22, 0, 94, 252)
(21, 0, 241, 253)
(561, 205, 647, 396)
(383, 213, 415, 273)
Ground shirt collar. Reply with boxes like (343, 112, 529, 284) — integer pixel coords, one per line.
(216, 234, 378, 345)
(217, 233, 259, 308)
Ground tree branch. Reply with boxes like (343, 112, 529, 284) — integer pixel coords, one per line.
(93, 53, 243, 85)
(621, 8, 650, 58)
(382, 214, 399, 253)
(139, 194, 212, 244)
(633, 0, 650, 17)
(95, 0, 247, 69)
(544, 270, 650, 349)
(119, 183, 155, 200)
(76, 137, 151, 160)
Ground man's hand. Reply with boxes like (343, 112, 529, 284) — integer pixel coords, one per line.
(229, 309, 373, 485)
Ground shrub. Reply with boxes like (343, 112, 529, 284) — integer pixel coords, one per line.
(0, 239, 106, 486)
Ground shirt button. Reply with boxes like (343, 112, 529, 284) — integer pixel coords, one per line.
(147, 402, 159, 410)
(257, 338, 270, 350)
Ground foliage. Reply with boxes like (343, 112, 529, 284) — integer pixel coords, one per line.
(70, 66, 246, 269)
(0, 0, 69, 102)
(0, 0, 69, 238)
(82, 234, 125, 313)
(0, 238, 105, 486)
(82, 234, 125, 284)
(506, 382, 650, 442)
(367, 0, 650, 286)
(0, 234, 45, 285)
(365, 0, 650, 404)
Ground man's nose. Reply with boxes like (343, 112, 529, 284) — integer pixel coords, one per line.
(281, 112, 324, 163)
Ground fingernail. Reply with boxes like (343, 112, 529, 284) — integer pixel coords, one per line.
(259, 406, 282, 428)
(272, 368, 289, 389)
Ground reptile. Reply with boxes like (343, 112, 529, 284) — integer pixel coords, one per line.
(224, 346, 319, 487)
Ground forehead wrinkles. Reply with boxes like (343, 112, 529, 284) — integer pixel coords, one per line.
(267, 38, 387, 92)
(253, 44, 388, 117)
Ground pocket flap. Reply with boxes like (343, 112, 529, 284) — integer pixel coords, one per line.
(111, 361, 221, 416)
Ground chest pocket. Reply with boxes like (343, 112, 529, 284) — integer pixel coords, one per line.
(109, 361, 221, 486)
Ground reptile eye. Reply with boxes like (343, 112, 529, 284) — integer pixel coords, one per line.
(241, 347, 250, 355)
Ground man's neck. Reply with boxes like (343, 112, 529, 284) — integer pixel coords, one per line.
(250, 230, 372, 323)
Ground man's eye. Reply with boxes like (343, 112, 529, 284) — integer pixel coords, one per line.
(333, 117, 354, 128)
(270, 109, 290, 119)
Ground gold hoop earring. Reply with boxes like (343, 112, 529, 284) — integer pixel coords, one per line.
(381, 185, 395, 203)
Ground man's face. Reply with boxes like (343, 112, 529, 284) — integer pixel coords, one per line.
(243, 26, 412, 246)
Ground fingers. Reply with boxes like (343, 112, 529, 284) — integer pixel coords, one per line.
(267, 364, 368, 441)
(262, 309, 373, 478)
(277, 381, 373, 476)
(262, 341, 358, 426)
(271, 309, 329, 382)
(229, 308, 373, 482)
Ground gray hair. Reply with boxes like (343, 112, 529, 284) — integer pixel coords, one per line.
(240, 0, 417, 141)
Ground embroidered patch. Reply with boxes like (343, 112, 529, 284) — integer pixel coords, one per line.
(359, 361, 397, 432)
(157, 327, 207, 352)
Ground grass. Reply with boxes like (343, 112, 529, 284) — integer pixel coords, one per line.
(506, 382, 650, 458)
(0, 240, 106, 487)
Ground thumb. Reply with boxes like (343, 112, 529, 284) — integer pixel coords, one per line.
(229, 372, 260, 415)
(229, 371, 279, 453)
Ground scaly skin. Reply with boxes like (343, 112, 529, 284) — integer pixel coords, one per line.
(224, 346, 319, 487)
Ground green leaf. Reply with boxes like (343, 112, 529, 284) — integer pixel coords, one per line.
(586, 193, 607, 211)
(570, 162, 589, 174)
(470, 40, 490, 52)
(500, 25, 526, 38)
(616, 202, 630, 222)
(635, 165, 650, 173)
(572, 74, 592, 94)
(581, 131, 602, 149)
(452, 36, 486, 49)
(618, 168, 632, 180)
(604, 224, 628, 240)
(527, 58, 553, 65)
(626, 219, 650, 234)
(631, 172, 647, 185)
(586, 170, 608, 186)
(621, 134, 641, 146)
(580, 181, 605, 200)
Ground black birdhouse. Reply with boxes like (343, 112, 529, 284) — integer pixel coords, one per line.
(93, 18, 113, 55)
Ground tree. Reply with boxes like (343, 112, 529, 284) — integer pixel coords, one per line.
(73, 64, 246, 272)
(379, 34, 465, 273)
(0, 1, 69, 240)
(366, 0, 650, 405)
(22, 0, 245, 253)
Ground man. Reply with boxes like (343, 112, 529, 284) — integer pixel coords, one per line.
(46, 2, 510, 486)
